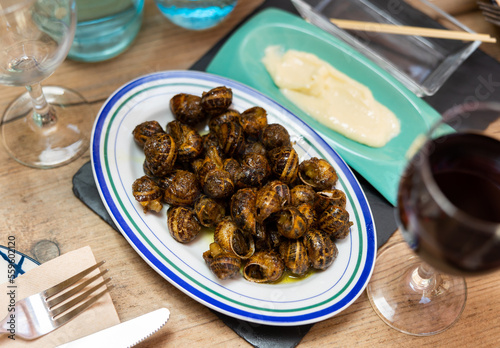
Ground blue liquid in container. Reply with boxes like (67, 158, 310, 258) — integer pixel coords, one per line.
(155, 0, 237, 30)
(68, 0, 144, 62)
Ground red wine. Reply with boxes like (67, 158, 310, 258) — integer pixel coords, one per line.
(398, 132, 500, 275)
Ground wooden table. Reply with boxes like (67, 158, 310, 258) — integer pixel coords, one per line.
(1, 0, 499, 346)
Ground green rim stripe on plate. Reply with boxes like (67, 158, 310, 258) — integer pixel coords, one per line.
(103, 81, 364, 313)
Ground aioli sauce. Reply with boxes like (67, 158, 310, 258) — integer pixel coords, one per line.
(262, 46, 400, 147)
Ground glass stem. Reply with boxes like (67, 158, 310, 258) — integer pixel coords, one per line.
(26, 83, 56, 127)
(409, 262, 439, 303)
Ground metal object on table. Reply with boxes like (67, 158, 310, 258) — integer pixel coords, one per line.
(477, 0, 500, 26)
(56, 307, 170, 347)
(0, 261, 111, 340)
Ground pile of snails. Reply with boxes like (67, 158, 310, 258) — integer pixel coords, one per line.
(131, 86, 353, 283)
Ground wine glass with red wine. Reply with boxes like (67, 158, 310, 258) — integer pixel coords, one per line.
(367, 102, 500, 336)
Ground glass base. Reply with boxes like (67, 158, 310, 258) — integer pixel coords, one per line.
(366, 241, 467, 336)
(1, 86, 93, 169)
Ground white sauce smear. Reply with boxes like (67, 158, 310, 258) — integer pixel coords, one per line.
(262, 46, 400, 147)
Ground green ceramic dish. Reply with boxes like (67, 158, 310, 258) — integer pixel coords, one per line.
(206, 8, 441, 205)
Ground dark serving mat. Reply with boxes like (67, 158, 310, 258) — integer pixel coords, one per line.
(73, 1, 500, 347)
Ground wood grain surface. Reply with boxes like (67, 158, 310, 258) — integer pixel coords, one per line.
(1, 0, 499, 347)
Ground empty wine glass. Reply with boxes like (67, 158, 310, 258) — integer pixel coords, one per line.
(367, 102, 500, 335)
(0, 0, 92, 168)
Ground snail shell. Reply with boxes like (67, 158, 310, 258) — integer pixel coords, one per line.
(243, 251, 285, 283)
(170, 93, 207, 126)
(203, 169, 234, 199)
(315, 189, 347, 213)
(166, 120, 203, 162)
(297, 202, 316, 230)
(279, 239, 310, 276)
(275, 207, 308, 239)
(208, 109, 241, 133)
(290, 184, 316, 206)
(223, 157, 241, 184)
(203, 243, 242, 280)
(132, 176, 163, 213)
(201, 86, 233, 116)
(241, 140, 267, 157)
(167, 206, 201, 243)
(237, 153, 271, 188)
(143, 133, 177, 178)
(194, 195, 226, 227)
(202, 132, 223, 157)
(260, 123, 290, 150)
(230, 188, 257, 236)
(267, 146, 299, 185)
(195, 146, 223, 186)
(255, 181, 289, 223)
(239, 106, 268, 139)
(299, 157, 338, 190)
(318, 205, 353, 239)
(132, 120, 165, 147)
(214, 217, 255, 259)
(304, 229, 338, 270)
(160, 170, 201, 206)
(215, 121, 245, 157)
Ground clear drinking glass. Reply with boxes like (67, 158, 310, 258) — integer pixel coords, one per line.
(68, 0, 144, 62)
(367, 102, 500, 335)
(155, 0, 238, 30)
(0, 0, 92, 168)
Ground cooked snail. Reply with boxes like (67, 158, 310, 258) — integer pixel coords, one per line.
(275, 207, 308, 239)
(299, 157, 338, 190)
(230, 188, 257, 236)
(290, 185, 316, 206)
(132, 176, 163, 213)
(214, 121, 245, 157)
(133, 120, 165, 147)
(223, 158, 241, 184)
(170, 93, 207, 126)
(315, 189, 347, 213)
(214, 217, 255, 259)
(304, 229, 338, 270)
(260, 123, 290, 150)
(318, 205, 353, 239)
(243, 251, 284, 283)
(279, 239, 310, 276)
(203, 242, 242, 280)
(166, 120, 203, 162)
(297, 202, 316, 230)
(160, 170, 200, 206)
(208, 109, 240, 133)
(144, 133, 177, 178)
(237, 153, 270, 188)
(167, 206, 201, 243)
(203, 169, 234, 199)
(201, 86, 232, 116)
(196, 146, 224, 185)
(241, 140, 267, 157)
(202, 132, 222, 156)
(194, 195, 225, 227)
(239, 106, 268, 139)
(267, 146, 299, 185)
(255, 181, 289, 223)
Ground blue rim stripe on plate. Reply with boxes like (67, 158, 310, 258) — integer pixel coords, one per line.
(92, 70, 376, 324)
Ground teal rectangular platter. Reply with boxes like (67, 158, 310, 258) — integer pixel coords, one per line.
(206, 8, 442, 205)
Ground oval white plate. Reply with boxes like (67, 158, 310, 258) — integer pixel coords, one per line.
(91, 70, 376, 325)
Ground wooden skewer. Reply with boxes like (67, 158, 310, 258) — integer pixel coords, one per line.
(329, 18, 497, 43)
